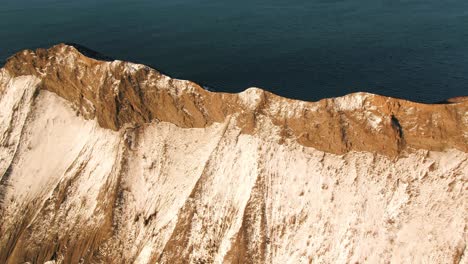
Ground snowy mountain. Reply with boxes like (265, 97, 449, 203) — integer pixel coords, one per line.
(0, 44, 466, 264)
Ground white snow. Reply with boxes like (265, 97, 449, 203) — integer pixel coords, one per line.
(238, 87, 264, 110)
(0, 68, 11, 89)
(365, 111, 383, 131)
(333, 92, 369, 111)
(2, 89, 120, 214)
(124, 62, 145, 73)
(0, 76, 40, 180)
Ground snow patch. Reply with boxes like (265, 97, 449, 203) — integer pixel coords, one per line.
(239, 87, 264, 110)
(366, 112, 383, 131)
(2, 89, 119, 215)
(334, 93, 370, 111)
(0, 76, 40, 178)
(0, 68, 12, 91)
(124, 62, 145, 73)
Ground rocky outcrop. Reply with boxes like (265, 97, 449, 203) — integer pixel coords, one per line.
(0, 44, 466, 263)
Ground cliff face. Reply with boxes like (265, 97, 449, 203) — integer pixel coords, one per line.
(0, 44, 466, 264)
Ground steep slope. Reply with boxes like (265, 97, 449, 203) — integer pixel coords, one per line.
(0, 44, 466, 264)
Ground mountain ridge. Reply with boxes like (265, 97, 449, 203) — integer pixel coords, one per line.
(2, 43, 467, 157)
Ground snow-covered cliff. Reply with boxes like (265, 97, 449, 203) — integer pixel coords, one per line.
(0, 44, 466, 264)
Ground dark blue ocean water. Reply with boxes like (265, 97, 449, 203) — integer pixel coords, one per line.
(1, 0, 468, 102)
